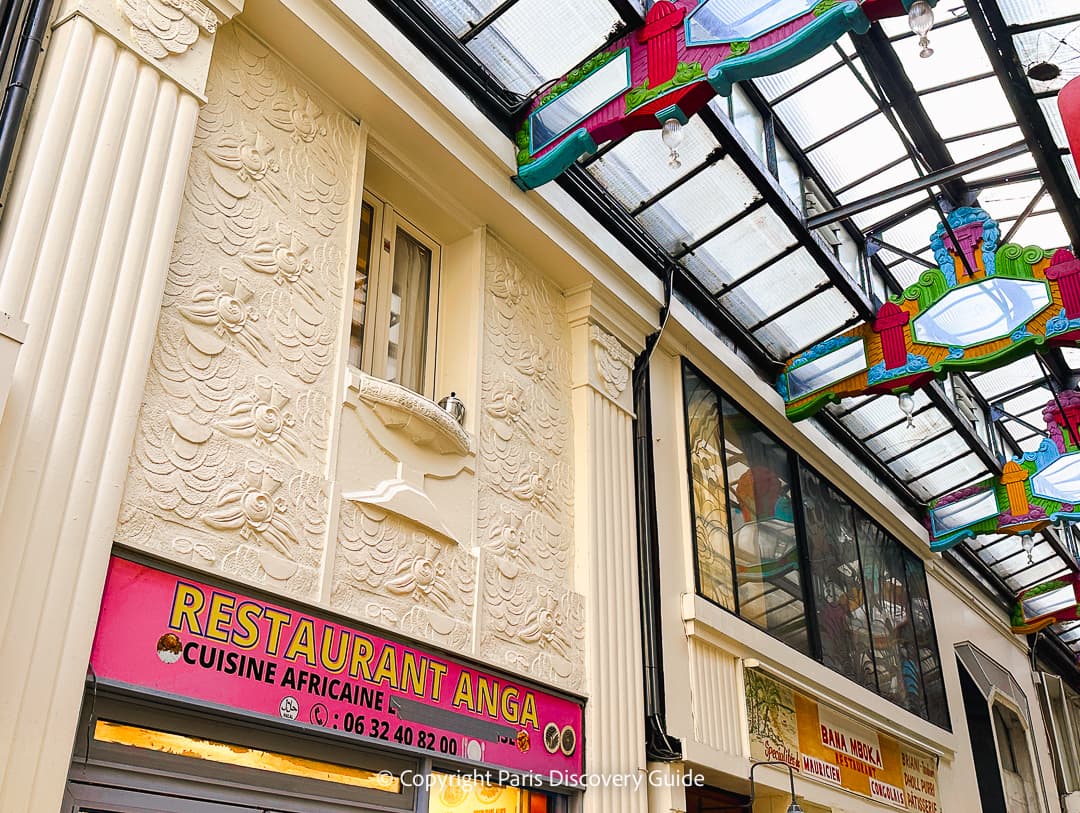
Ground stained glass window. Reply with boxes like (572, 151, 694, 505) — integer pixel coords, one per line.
(800, 467, 875, 691)
(684, 366, 736, 611)
(721, 397, 809, 656)
(682, 361, 946, 726)
(859, 516, 927, 718)
(905, 549, 949, 728)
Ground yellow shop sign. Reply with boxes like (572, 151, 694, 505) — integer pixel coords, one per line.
(745, 670, 939, 813)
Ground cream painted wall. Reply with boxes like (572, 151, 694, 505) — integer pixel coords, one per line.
(928, 563, 1059, 813)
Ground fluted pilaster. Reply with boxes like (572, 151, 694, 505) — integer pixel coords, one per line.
(568, 286, 650, 813)
(0, 0, 237, 807)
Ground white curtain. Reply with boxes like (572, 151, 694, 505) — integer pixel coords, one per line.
(389, 229, 431, 393)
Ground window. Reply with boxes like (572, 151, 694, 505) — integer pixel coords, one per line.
(350, 193, 440, 396)
(858, 517, 925, 718)
(801, 467, 875, 691)
(721, 397, 809, 655)
(682, 360, 948, 726)
(1039, 673, 1080, 793)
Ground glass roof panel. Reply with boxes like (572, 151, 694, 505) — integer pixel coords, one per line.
(718, 248, 828, 324)
(837, 159, 920, 204)
(1009, 210, 1070, 249)
(948, 126, 1026, 162)
(852, 190, 930, 233)
(888, 259, 932, 288)
(966, 150, 1040, 185)
(1060, 347, 1080, 369)
(586, 119, 721, 210)
(905, 453, 988, 501)
(1006, 559, 1071, 592)
(919, 77, 1015, 139)
(464, 0, 620, 94)
(418, 0, 497, 37)
(772, 68, 878, 146)
(684, 207, 797, 293)
(887, 432, 973, 480)
(635, 161, 759, 253)
(998, 0, 1076, 25)
(862, 410, 954, 460)
(752, 48, 845, 101)
(1039, 96, 1069, 148)
(893, 19, 994, 91)
(970, 356, 1044, 399)
(834, 391, 931, 439)
(879, 208, 942, 251)
(806, 114, 909, 191)
(1001, 387, 1055, 416)
(1013, 21, 1080, 95)
(753, 290, 857, 357)
(1065, 154, 1080, 197)
(978, 178, 1048, 221)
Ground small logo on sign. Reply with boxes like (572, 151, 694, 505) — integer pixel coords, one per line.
(279, 696, 299, 720)
(156, 633, 182, 664)
(543, 722, 560, 754)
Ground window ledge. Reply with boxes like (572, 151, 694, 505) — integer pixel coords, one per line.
(346, 369, 472, 457)
(0, 311, 27, 426)
(681, 593, 959, 759)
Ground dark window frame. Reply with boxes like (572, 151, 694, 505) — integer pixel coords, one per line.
(680, 358, 950, 730)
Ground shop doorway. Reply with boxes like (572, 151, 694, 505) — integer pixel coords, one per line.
(68, 689, 565, 813)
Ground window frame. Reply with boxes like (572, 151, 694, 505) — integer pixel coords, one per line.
(679, 358, 950, 729)
(352, 190, 442, 399)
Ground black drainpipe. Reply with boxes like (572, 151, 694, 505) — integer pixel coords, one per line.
(634, 263, 682, 762)
(0, 0, 52, 194)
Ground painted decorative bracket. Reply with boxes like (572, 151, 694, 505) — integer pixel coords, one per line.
(927, 392, 1080, 551)
(1011, 574, 1080, 638)
(777, 207, 1080, 421)
(512, 0, 932, 190)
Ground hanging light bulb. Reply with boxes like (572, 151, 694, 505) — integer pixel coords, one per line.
(908, 0, 935, 59)
(898, 392, 916, 428)
(1022, 534, 1035, 564)
(661, 118, 684, 169)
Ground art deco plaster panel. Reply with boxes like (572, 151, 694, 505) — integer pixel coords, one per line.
(477, 236, 584, 691)
(115, 24, 361, 601)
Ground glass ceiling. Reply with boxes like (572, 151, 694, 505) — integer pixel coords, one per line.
(384, 0, 1080, 660)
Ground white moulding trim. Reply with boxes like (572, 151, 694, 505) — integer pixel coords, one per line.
(682, 593, 957, 759)
(0, 310, 28, 424)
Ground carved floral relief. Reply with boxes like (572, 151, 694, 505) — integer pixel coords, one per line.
(331, 501, 475, 650)
(115, 24, 360, 600)
(119, 0, 218, 61)
(476, 236, 584, 691)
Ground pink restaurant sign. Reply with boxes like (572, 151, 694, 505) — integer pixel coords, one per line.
(90, 556, 585, 776)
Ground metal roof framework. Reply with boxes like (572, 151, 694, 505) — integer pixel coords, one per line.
(364, 0, 1080, 673)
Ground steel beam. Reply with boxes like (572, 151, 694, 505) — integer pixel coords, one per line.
(807, 142, 1029, 229)
(853, 25, 970, 204)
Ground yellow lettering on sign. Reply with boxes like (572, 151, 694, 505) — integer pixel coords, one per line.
(263, 607, 292, 656)
(320, 627, 349, 674)
(452, 672, 475, 713)
(205, 592, 235, 643)
(283, 618, 318, 667)
(169, 583, 205, 634)
(371, 645, 400, 689)
(232, 602, 262, 649)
